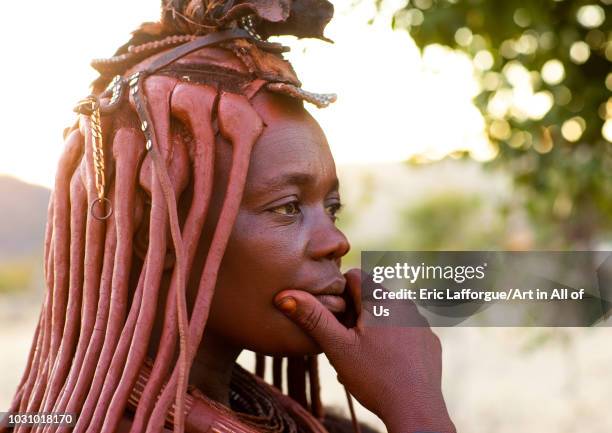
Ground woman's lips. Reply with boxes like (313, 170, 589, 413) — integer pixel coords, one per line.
(314, 294, 346, 314)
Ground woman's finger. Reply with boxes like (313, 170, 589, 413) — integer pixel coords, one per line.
(274, 290, 352, 352)
(344, 268, 363, 315)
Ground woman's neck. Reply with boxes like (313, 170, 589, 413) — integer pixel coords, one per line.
(189, 328, 242, 407)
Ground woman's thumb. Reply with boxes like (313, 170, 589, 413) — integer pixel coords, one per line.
(274, 290, 351, 350)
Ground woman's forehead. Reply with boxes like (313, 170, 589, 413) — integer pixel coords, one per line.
(246, 118, 337, 194)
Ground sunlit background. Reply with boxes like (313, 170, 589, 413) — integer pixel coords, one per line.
(0, 0, 497, 188)
(1, 0, 612, 432)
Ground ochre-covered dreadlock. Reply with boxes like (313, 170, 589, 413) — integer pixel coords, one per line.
(0, 1, 363, 433)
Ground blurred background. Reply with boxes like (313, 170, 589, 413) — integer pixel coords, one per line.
(0, 0, 611, 431)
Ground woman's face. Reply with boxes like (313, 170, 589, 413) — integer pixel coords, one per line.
(203, 91, 351, 356)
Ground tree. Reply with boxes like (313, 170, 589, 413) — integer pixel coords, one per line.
(385, 0, 612, 248)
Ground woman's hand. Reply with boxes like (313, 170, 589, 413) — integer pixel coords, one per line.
(274, 268, 456, 433)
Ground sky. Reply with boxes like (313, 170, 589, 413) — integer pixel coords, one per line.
(0, 0, 494, 189)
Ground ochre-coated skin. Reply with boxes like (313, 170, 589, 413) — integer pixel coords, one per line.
(178, 90, 456, 433)
(275, 270, 457, 433)
(2, 1, 457, 432)
(4, 77, 456, 433)
(201, 90, 349, 358)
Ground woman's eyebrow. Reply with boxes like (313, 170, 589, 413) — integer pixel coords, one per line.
(255, 172, 339, 192)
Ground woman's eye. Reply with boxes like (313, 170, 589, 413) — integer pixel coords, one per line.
(325, 202, 344, 220)
(271, 202, 301, 216)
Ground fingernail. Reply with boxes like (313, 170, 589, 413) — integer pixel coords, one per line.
(275, 297, 297, 315)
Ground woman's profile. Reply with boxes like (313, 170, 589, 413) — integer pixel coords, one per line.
(1, 1, 455, 432)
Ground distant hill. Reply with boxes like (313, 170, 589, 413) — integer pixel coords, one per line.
(0, 176, 50, 258)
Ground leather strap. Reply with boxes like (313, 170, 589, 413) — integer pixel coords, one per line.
(142, 28, 252, 77)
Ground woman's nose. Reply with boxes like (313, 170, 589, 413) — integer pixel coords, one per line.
(306, 212, 351, 261)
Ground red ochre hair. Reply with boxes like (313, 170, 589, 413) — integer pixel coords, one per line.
(0, 1, 356, 433)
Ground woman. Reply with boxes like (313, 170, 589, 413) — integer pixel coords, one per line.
(2, 1, 456, 432)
